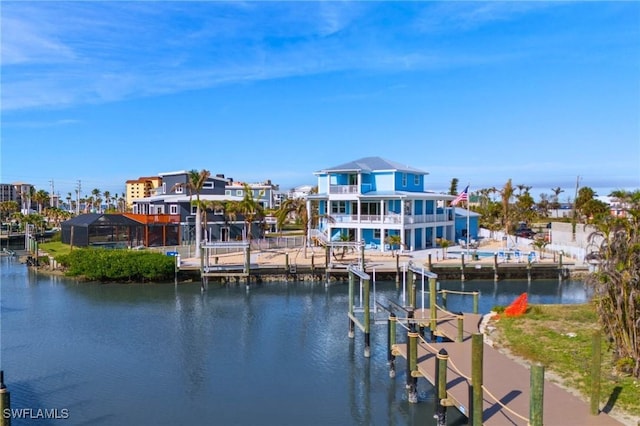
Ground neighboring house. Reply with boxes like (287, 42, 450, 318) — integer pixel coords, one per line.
(13, 182, 34, 214)
(547, 203, 573, 219)
(61, 213, 146, 248)
(453, 207, 480, 243)
(289, 184, 315, 200)
(125, 176, 162, 209)
(225, 179, 279, 210)
(307, 156, 461, 252)
(0, 183, 17, 203)
(131, 171, 261, 244)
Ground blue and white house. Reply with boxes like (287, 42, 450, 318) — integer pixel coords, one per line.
(307, 157, 470, 252)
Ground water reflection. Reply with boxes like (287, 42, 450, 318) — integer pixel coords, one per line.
(1, 259, 591, 425)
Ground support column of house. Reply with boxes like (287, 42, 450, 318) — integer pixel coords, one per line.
(357, 199, 362, 246)
(400, 198, 406, 251)
(380, 199, 386, 252)
(306, 199, 312, 248)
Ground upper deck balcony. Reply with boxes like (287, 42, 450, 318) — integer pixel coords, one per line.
(328, 183, 374, 195)
(329, 184, 358, 194)
(329, 212, 451, 225)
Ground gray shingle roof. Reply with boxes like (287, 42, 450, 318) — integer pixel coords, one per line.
(62, 214, 142, 227)
(315, 156, 427, 174)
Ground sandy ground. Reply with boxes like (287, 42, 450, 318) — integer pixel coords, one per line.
(181, 239, 569, 268)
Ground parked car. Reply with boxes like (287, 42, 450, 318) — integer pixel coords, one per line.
(515, 228, 536, 238)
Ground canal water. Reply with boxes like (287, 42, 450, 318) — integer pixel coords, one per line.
(0, 256, 592, 425)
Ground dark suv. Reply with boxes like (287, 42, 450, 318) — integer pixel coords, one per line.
(515, 228, 536, 238)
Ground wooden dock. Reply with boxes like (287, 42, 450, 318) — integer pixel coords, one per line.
(391, 308, 623, 426)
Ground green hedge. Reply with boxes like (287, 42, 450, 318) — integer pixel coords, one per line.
(56, 248, 176, 282)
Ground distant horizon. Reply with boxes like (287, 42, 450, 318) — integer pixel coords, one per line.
(2, 2, 638, 202)
(2, 165, 636, 205)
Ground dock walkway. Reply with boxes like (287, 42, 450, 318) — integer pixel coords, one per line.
(391, 308, 623, 426)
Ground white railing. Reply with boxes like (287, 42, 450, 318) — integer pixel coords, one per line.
(329, 213, 454, 225)
(329, 185, 359, 194)
(309, 229, 328, 244)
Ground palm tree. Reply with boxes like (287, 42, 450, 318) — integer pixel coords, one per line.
(176, 169, 211, 258)
(439, 238, 451, 260)
(0, 201, 19, 222)
(499, 179, 515, 235)
(33, 189, 49, 214)
(237, 183, 264, 242)
(385, 234, 404, 256)
(103, 191, 112, 210)
(551, 186, 564, 210)
(530, 238, 548, 259)
(91, 188, 101, 213)
(585, 190, 640, 377)
(448, 178, 459, 196)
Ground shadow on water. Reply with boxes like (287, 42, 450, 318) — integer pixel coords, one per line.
(6, 371, 116, 426)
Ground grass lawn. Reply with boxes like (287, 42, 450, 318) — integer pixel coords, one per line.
(490, 303, 640, 421)
(39, 241, 72, 258)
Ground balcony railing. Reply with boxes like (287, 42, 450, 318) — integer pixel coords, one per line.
(329, 185, 359, 194)
(329, 213, 451, 225)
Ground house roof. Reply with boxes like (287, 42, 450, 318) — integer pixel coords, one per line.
(134, 194, 244, 204)
(314, 157, 428, 175)
(62, 213, 143, 227)
(454, 207, 481, 218)
(307, 190, 452, 200)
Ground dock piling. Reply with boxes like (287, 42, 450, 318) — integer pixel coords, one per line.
(530, 363, 545, 426)
(429, 277, 437, 339)
(435, 349, 449, 426)
(348, 272, 355, 339)
(470, 333, 483, 426)
(590, 329, 602, 415)
(0, 370, 10, 426)
(364, 277, 371, 358)
(388, 313, 397, 378)
(407, 309, 418, 403)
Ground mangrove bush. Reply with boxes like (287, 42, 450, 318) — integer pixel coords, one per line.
(56, 248, 176, 282)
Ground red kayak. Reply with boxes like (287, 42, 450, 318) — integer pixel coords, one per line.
(504, 293, 528, 317)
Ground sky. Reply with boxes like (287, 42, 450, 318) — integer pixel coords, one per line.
(1, 1, 639, 203)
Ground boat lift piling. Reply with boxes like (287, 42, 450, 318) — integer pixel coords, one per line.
(347, 265, 372, 357)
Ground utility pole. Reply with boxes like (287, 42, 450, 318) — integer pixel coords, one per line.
(571, 175, 580, 241)
(76, 180, 82, 215)
(49, 179, 55, 208)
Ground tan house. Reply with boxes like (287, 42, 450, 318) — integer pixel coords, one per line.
(125, 176, 162, 209)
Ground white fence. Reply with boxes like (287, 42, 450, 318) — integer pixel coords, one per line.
(478, 223, 603, 265)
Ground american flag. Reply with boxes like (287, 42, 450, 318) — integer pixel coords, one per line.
(451, 185, 469, 206)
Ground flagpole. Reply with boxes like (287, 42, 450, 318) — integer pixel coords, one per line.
(466, 185, 470, 256)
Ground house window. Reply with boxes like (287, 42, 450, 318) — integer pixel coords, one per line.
(331, 201, 346, 214)
(170, 205, 178, 215)
(191, 205, 197, 215)
(175, 185, 183, 194)
(236, 190, 243, 196)
(402, 173, 407, 187)
(225, 190, 231, 196)
(414, 174, 420, 185)
(374, 229, 381, 239)
(203, 182, 214, 189)
(404, 200, 412, 215)
(162, 183, 166, 194)
(214, 208, 224, 215)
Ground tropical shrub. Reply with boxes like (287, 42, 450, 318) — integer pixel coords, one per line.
(57, 248, 175, 282)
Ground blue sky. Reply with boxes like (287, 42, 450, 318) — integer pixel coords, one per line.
(1, 1, 639, 202)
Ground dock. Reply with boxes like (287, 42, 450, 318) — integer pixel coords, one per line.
(391, 308, 623, 425)
(345, 266, 623, 426)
